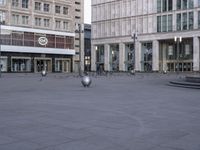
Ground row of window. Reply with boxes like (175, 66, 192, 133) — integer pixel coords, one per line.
(1, 32, 74, 49)
(12, 14, 69, 30)
(10, 0, 69, 15)
(157, 11, 200, 32)
(157, 0, 198, 13)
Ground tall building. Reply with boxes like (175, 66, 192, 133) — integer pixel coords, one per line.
(74, 0, 84, 73)
(0, 0, 84, 73)
(91, 0, 200, 72)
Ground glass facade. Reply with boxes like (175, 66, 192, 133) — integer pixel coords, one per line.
(157, 0, 173, 12)
(141, 43, 152, 72)
(96, 45, 104, 71)
(157, 15, 173, 32)
(0, 57, 8, 72)
(110, 44, 119, 71)
(11, 58, 31, 72)
(125, 43, 134, 71)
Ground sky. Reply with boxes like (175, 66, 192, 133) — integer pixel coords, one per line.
(84, 0, 91, 24)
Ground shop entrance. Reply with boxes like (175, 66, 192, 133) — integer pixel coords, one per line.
(55, 59, 71, 73)
(35, 58, 52, 72)
(159, 38, 193, 72)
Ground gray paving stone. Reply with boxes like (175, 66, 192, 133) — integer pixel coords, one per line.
(0, 73, 200, 150)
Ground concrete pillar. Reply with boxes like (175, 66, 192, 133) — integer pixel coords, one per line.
(193, 36, 200, 71)
(104, 44, 110, 71)
(162, 44, 167, 71)
(153, 40, 159, 71)
(194, 10, 198, 29)
(135, 41, 142, 71)
(119, 43, 126, 71)
(91, 45, 96, 71)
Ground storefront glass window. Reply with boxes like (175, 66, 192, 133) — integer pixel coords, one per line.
(125, 44, 134, 71)
(96, 45, 104, 72)
(0, 57, 8, 72)
(11, 58, 31, 72)
(141, 43, 152, 72)
(110, 44, 119, 71)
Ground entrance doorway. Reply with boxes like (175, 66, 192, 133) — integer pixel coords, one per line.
(34, 58, 52, 72)
(141, 42, 153, 72)
(55, 59, 71, 73)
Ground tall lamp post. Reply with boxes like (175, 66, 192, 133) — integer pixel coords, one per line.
(131, 31, 137, 73)
(75, 23, 84, 76)
(174, 36, 182, 73)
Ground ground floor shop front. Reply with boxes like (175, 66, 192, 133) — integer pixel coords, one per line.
(92, 35, 200, 73)
(0, 53, 72, 73)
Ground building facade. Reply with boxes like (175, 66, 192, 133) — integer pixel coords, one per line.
(91, 0, 200, 72)
(0, 0, 84, 73)
(84, 24, 91, 71)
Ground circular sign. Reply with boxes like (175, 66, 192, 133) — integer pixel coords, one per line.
(38, 37, 48, 46)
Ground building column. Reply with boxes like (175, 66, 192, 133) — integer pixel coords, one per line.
(135, 41, 141, 71)
(91, 45, 96, 71)
(119, 43, 126, 71)
(153, 40, 159, 71)
(104, 44, 110, 71)
(193, 36, 200, 71)
(194, 10, 198, 30)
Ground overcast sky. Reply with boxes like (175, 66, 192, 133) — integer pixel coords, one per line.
(84, 0, 91, 24)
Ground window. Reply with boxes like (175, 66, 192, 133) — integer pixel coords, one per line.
(0, 0, 5, 5)
(44, 3, 50, 12)
(12, 14, 20, 25)
(182, 0, 187, 9)
(157, 0, 161, 12)
(182, 13, 187, 30)
(55, 5, 61, 14)
(188, 0, 193, 9)
(0, 11, 5, 23)
(157, 0, 173, 12)
(35, 17, 41, 26)
(44, 18, 50, 27)
(162, 0, 167, 12)
(35, 2, 41, 11)
(22, 0, 29, 8)
(177, 13, 181, 30)
(198, 11, 200, 28)
(55, 20, 61, 29)
(168, 15, 173, 31)
(22, 16, 29, 25)
(63, 7, 68, 15)
(199, 0, 200, 6)
(177, 0, 181, 9)
(63, 21, 68, 30)
(157, 16, 161, 32)
(12, 0, 19, 7)
(162, 15, 167, 32)
(189, 12, 193, 29)
(168, 0, 173, 11)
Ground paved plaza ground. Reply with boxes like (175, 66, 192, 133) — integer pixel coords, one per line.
(0, 73, 200, 150)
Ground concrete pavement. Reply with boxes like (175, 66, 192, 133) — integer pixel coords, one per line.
(0, 73, 199, 150)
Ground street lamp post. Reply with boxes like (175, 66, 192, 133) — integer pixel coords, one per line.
(75, 23, 84, 76)
(131, 32, 137, 73)
(174, 36, 182, 73)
